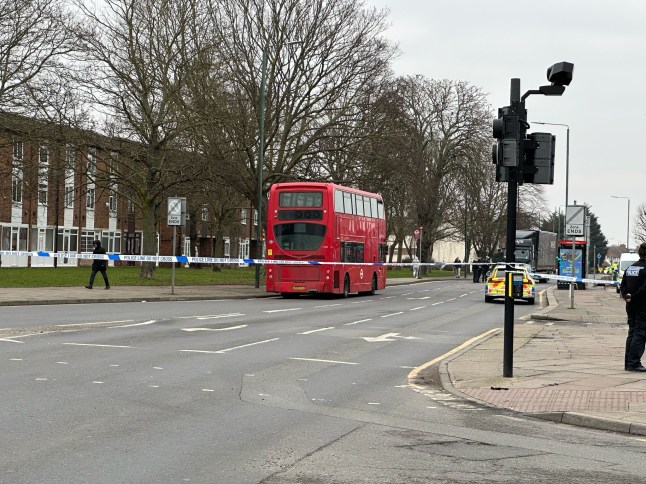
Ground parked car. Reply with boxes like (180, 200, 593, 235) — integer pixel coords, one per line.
(485, 265, 535, 304)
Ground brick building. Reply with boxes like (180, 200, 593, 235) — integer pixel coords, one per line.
(0, 114, 257, 268)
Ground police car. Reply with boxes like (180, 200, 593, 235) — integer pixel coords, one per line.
(484, 264, 535, 304)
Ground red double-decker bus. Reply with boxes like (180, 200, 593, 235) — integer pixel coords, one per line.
(265, 182, 388, 297)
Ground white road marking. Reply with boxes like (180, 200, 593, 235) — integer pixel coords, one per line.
(432, 302, 444, 306)
(10, 358, 23, 361)
(182, 325, 247, 332)
(93, 381, 103, 384)
(363, 333, 421, 342)
(63, 343, 135, 348)
(399, 366, 415, 369)
(313, 304, 342, 308)
(351, 300, 369, 304)
(344, 318, 372, 326)
(202, 389, 215, 392)
(180, 338, 279, 354)
(153, 367, 163, 370)
(109, 364, 119, 367)
(298, 327, 335, 335)
(0, 338, 23, 343)
(409, 306, 426, 311)
(368, 402, 380, 405)
(263, 308, 301, 313)
(459, 294, 468, 297)
(35, 378, 48, 381)
(290, 357, 358, 365)
(149, 385, 159, 388)
(114, 320, 157, 328)
(381, 312, 404, 318)
(447, 298, 456, 301)
(197, 313, 245, 320)
(56, 361, 68, 365)
(55, 320, 135, 327)
(380, 296, 396, 300)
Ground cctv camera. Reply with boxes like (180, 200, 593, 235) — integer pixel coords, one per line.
(546, 62, 574, 86)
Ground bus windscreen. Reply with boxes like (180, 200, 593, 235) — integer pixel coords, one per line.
(273, 223, 326, 251)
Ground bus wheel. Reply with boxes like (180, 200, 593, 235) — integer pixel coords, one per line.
(342, 275, 350, 298)
(370, 274, 377, 295)
(360, 275, 377, 296)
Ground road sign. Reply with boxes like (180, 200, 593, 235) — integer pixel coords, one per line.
(413, 229, 420, 240)
(565, 205, 585, 237)
(167, 197, 186, 226)
(597, 253, 601, 259)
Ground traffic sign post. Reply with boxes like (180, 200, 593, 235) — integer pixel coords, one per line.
(167, 197, 187, 295)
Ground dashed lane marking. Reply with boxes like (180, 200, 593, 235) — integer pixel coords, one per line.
(409, 306, 426, 311)
(182, 325, 247, 332)
(298, 327, 335, 335)
(344, 319, 372, 326)
(263, 308, 301, 313)
(114, 320, 157, 328)
(289, 357, 358, 365)
(313, 304, 342, 308)
(381, 312, 404, 318)
(63, 343, 136, 348)
(180, 337, 279, 354)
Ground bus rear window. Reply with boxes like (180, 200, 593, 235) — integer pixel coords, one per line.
(279, 192, 322, 207)
(273, 223, 326, 251)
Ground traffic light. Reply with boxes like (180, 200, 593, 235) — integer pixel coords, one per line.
(492, 107, 519, 167)
(523, 132, 555, 184)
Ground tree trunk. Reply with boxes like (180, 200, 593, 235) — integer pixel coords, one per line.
(139, 198, 157, 279)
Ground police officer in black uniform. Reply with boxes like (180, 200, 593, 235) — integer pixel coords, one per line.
(620, 242, 646, 371)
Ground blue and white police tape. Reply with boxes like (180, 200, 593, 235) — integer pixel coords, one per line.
(0, 251, 618, 285)
(529, 272, 618, 286)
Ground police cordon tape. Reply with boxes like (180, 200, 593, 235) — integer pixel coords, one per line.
(0, 250, 618, 286)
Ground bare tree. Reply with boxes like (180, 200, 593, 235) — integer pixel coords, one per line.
(634, 202, 646, 245)
(72, 0, 214, 277)
(198, 0, 395, 223)
(0, 0, 77, 114)
(391, 76, 491, 263)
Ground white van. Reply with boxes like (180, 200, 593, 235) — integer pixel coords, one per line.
(616, 252, 640, 292)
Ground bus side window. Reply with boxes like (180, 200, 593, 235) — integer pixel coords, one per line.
(334, 190, 344, 212)
(343, 192, 352, 214)
(355, 195, 364, 216)
(363, 197, 371, 217)
(370, 198, 377, 218)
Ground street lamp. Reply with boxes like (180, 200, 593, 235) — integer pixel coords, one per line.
(531, 121, 569, 234)
(255, 40, 302, 288)
(611, 195, 631, 251)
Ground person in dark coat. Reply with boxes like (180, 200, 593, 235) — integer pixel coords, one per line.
(85, 240, 110, 289)
(620, 242, 646, 371)
(472, 259, 481, 283)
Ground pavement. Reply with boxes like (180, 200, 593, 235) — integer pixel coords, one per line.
(1, 276, 642, 436)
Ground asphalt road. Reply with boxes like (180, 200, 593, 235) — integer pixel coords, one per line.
(3, 280, 646, 483)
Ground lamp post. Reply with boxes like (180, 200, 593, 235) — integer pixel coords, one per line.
(255, 40, 302, 288)
(531, 121, 569, 233)
(611, 195, 631, 251)
(255, 48, 268, 289)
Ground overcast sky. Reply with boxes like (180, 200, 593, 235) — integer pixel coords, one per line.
(364, 0, 645, 249)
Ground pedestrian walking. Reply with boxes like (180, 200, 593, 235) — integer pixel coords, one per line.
(412, 256, 420, 279)
(472, 259, 481, 283)
(620, 242, 646, 371)
(85, 240, 110, 290)
(453, 257, 461, 278)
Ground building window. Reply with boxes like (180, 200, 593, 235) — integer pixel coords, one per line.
(253, 209, 258, 226)
(12, 169, 22, 203)
(38, 146, 49, 205)
(239, 238, 250, 259)
(241, 208, 247, 225)
(66, 145, 75, 172)
(223, 237, 231, 257)
(109, 191, 117, 211)
(101, 231, 121, 253)
(64, 185, 74, 208)
(13, 141, 23, 161)
(81, 230, 100, 252)
(87, 148, 96, 178)
(86, 188, 95, 209)
(201, 205, 209, 222)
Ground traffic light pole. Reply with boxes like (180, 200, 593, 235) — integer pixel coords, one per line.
(503, 78, 526, 378)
